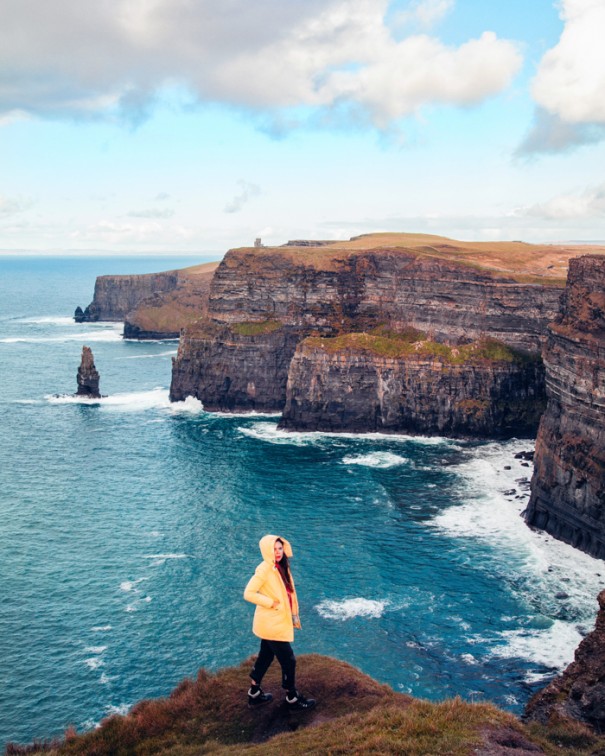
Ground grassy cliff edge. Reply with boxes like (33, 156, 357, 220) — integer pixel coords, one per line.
(7, 655, 601, 755)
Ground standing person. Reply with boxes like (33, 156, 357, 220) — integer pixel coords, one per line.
(243, 534, 316, 710)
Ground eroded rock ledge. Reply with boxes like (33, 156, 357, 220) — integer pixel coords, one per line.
(279, 332, 545, 438)
(525, 255, 605, 558)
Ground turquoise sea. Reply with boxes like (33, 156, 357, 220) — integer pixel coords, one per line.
(1, 256, 603, 747)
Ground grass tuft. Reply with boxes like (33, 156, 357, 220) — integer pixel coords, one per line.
(304, 329, 535, 365)
(230, 320, 282, 336)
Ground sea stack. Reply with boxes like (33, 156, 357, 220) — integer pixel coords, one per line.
(76, 346, 101, 398)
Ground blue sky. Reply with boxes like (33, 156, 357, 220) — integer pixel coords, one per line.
(1, 0, 604, 254)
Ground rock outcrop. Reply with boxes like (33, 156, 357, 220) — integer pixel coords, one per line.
(75, 262, 219, 339)
(76, 346, 101, 398)
(280, 333, 546, 437)
(524, 589, 605, 732)
(123, 262, 218, 339)
(75, 271, 179, 322)
(525, 255, 605, 558)
(169, 320, 303, 411)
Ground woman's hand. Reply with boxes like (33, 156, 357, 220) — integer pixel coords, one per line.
(272, 600, 280, 609)
(292, 614, 301, 629)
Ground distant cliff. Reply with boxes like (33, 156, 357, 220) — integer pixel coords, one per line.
(280, 332, 545, 437)
(75, 271, 179, 322)
(75, 262, 219, 339)
(525, 255, 605, 558)
(123, 262, 218, 339)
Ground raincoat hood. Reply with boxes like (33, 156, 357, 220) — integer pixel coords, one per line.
(259, 534, 293, 563)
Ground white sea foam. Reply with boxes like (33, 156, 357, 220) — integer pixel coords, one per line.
(99, 673, 112, 685)
(168, 396, 204, 414)
(91, 625, 112, 632)
(120, 578, 148, 592)
(315, 597, 388, 620)
(490, 621, 584, 672)
(0, 324, 123, 343)
(427, 438, 605, 671)
(239, 422, 460, 447)
(84, 657, 105, 670)
(121, 350, 177, 360)
(16, 316, 75, 325)
(84, 646, 107, 654)
(105, 703, 130, 717)
(342, 452, 409, 469)
(144, 552, 188, 567)
(46, 387, 171, 411)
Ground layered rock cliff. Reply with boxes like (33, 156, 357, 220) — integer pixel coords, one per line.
(75, 262, 218, 339)
(75, 271, 179, 322)
(280, 332, 545, 437)
(524, 589, 605, 732)
(208, 245, 564, 352)
(123, 262, 218, 339)
(171, 234, 575, 418)
(525, 255, 605, 558)
(169, 319, 303, 411)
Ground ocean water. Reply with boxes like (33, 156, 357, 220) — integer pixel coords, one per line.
(1, 256, 603, 747)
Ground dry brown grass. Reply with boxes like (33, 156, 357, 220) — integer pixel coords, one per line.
(8, 655, 603, 756)
(233, 232, 601, 282)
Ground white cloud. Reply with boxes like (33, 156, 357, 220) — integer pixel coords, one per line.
(324, 31, 521, 127)
(395, 0, 455, 29)
(0, 194, 34, 217)
(519, 183, 605, 220)
(531, 0, 605, 125)
(224, 181, 261, 214)
(0, 0, 521, 129)
(127, 207, 175, 218)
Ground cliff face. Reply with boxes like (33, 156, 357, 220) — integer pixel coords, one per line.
(208, 248, 564, 352)
(76, 272, 179, 322)
(525, 256, 605, 558)
(280, 336, 545, 437)
(525, 589, 605, 732)
(169, 320, 303, 411)
(123, 263, 218, 339)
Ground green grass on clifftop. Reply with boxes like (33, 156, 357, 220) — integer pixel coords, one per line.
(304, 328, 536, 365)
(7, 655, 601, 756)
(231, 320, 282, 336)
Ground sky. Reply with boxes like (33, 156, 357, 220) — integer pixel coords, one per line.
(1, 0, 605, 255)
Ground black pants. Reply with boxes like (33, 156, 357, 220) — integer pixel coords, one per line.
(250, 639, 296, 691)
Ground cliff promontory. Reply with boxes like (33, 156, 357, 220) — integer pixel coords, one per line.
(11, 653, 593, 755)
(525, 255, 605, 558)
(170, 233, 582, 427)
(75, 261, 218, 339)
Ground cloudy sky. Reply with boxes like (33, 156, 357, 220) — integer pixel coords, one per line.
(1, 0, 605, 254)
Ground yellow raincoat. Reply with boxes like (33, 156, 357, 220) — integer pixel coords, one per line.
(244, 534, 301, 643)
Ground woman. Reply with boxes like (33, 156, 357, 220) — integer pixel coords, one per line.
(243, 534, 316, 710)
